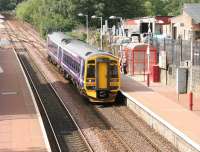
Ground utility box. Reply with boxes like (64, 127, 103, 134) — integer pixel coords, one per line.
(152, 65, 160, 82)
(176, 68, 188, 94)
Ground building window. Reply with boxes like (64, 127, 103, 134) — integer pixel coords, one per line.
(195, 31, 200, 40)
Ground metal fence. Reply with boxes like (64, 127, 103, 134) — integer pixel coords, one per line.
(152, 38, 200, 66)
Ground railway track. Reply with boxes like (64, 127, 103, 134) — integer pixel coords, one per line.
(93, 104, 161, 152)
(6, 21, 93, 152)
(111, 106, 162, 152)
(10, 24, 170, 152)
(6, 19, 179, 152)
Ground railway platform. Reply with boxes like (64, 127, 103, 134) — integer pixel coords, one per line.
(0, 47, 50, 151)
(121, 75, 200, 152)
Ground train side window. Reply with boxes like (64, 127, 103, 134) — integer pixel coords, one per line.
(82, 64, 85, 78)
(66, 56, 68, 64)
(87, 65, 95, 78)
(110, 65, 118, 78)
(63, 54, 67, 64)
(69, 58, 72, 67)
(74, 62, 77, 71)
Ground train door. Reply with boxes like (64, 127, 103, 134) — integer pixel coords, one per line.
(98, 62, 108, 89)
(96, 59, 110, 99)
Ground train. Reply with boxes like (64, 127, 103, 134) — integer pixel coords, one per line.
(47, 32, 120, 102)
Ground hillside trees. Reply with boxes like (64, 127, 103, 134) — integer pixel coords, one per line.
(0, 0, 18, 11)
(161, 0, 200, 16)
(16, 0, 145, 36)
(16, 0, 75, 36)
(15, 0, 200, 37)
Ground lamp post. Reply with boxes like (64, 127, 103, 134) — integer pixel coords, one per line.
(189, 27, 193, 111)
(109, 16, 125, 37)
(147, 20, 151, 87)
(91, 15, 103, 50)
(78, 13, 89, 43)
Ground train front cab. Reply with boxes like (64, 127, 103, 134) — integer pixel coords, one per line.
(84, 55, 120, 102)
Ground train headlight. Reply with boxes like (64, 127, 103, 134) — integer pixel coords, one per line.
(86, 79, 95, 82)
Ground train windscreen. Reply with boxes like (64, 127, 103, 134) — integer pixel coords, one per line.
(87, 65, 95, 78)
(110, 65, 118, 78)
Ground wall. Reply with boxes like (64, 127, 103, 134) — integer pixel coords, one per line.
(160, 64, 200, 95)
(191, 66, 200, 93)
(171, 12, 192, 40)
(162, 24, 171, 36)
(125, 94, 200, 152)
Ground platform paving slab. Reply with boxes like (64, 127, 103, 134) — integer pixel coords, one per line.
(121, 75, 200, 152)
(0, 47, 50, 152)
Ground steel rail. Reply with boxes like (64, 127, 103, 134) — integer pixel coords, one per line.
(112, 106, 162, 152)
(18, 53, 62, 152)
(5, 21, 62, 152)
(7, 20, 94, 152)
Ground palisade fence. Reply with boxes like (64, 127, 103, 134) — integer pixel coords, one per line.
(152, 38, 200, 66)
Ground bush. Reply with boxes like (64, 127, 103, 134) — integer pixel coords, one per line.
(16, 0, 76, 37)
(0, 0, 17, 11)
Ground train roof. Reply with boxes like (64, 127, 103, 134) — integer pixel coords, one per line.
(48, 32, 114, 59)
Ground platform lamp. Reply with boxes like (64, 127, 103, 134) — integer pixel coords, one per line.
(109, 16, 125, 37)
(78, 13, 89, 43)
(146, 20, 151, 87)
(189, 27, 194, 111)
(91, 15, 103, 50)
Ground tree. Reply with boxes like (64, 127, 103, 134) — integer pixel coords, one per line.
(163, 0, 200, 16)
(16, 0, 200, 37)
(0, 0, 17, 11)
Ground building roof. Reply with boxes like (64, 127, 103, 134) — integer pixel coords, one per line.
(184, 3, 200, 24)
(155, 16, 172, 25)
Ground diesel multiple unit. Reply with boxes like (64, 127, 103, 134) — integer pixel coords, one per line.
(47, 32, 120, 102)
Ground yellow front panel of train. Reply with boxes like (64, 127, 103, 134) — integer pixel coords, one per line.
(98, 62, 107, 89)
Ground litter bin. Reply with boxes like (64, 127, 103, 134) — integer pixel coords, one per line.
(152, 65, 160, 82)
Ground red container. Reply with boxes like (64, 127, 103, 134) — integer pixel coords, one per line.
(152, 65, 160, 82)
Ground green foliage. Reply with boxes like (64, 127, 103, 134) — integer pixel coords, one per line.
(163, 0, 200, 16)
(69, 31, 87, 41)
(16, 0, 40, 22)
(0, 0, 17, 11)
(14, 0, 200, 37)
(16, 0, 76, 37)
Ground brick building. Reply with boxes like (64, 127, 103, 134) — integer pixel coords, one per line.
(171, 3, 200, 40)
